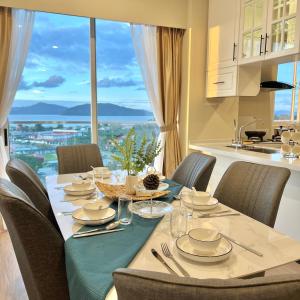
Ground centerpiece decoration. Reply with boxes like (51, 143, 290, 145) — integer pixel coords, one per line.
(112, 128, 161, 194)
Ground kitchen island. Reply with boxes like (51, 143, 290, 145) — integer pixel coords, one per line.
(189, 142, 300, 241)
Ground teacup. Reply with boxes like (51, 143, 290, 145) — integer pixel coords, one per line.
(192, 191, 211, 204)
(72, 179, 92, 190)
(188, 228, 221, 252)
(83, 201, 109, 219)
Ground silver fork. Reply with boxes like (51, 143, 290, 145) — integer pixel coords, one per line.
(161, 243, 190, 277)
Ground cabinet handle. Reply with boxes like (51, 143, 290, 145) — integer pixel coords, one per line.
(213, 81, 225, 84)
(232, 43, 237, 61)
(264, 33, 268, 54)
(259, 35, 264, 55)
(4, 128, 8, 147)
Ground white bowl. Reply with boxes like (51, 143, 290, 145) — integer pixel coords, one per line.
(188, 228, 221, 252)
(192, 191, 211, 204)
(72, 179, 92, 190)
(83, 201, 109, 219)
(93, 167, 109, 174)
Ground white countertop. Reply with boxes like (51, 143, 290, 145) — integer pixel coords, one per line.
(189, 142, 300, 172)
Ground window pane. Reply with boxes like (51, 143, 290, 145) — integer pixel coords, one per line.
(283, 17, 296, 49)
(285, 0, 297, 16)
(242, 32, 252, 58)
(252, 29, 262, 56)
(274, 62, 294, 120)
(254, 0, 263, 28)
(244, 2, 253, 32)
(8, 13, 91, 181)
(273, 0, 284, 21)
(271, 21, 283, 52)
(95, 20, 158, 170)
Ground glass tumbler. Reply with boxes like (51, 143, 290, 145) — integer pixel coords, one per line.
(118, 196, 133, 225)
(170, 206, 188, 238)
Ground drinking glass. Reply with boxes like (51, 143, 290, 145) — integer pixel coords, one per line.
(118, 196, 133, 225)
(170, 206, 188, 238)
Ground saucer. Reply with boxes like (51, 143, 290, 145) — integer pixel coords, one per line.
(64, 184, 96, 196)
(176, 234, 232, 263)
(72, 207, 116, 226)
(134, 182, 169, 193)
(87, 170, 112, 178)
(182, 196, 219, 211)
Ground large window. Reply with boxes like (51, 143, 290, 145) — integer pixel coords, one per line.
(274, 61, 300, 121)
(8, 12, 157, 180)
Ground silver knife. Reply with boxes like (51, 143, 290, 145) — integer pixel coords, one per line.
(221, 233, 263, 257)
(73, 228, 124, 238)
(151, 249, 178, 276)
(198, 212, 240, 218)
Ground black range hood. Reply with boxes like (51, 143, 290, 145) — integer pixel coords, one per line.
(260, 80, 294, 92)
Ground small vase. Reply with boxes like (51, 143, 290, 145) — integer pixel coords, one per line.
(125, 175, 138, 195)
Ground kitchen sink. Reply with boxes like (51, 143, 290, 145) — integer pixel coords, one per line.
(226, 145, 280, 154)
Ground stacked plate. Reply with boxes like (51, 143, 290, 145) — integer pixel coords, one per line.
(86, 167, 112, 179)
(72, 207, 116, 226)
(181, 191, 219, 211)
(176, 228, 232, 263)
(64, 182, 96, 196)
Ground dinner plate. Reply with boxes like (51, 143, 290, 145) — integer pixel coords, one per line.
(64, 184, 96, 196)
(182, 196, 219, 211)
(72, 207, 116, 226)
(176, 234, 232, 263)
(135, 182, 169, 193)
(87, 170, 112, 178)
(129, 200, 173, 218)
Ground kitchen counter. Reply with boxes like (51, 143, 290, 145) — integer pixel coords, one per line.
(189, 142, 300, 172)
(189, 141, 300, 242)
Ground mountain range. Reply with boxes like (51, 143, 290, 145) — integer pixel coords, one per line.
(11, 102, 152, 116)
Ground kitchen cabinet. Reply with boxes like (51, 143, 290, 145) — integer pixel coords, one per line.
(206, 0, 240, 71)
(239, 0, 300, 64)
(206, 0, 261, 98)
(238, 0, 269, 64)
(266, 0, 300, 59)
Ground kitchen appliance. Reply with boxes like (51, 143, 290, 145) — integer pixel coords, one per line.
(245, 130, 266, 142)
(273, 126, 294, 141)
(260, 81, 294, 92)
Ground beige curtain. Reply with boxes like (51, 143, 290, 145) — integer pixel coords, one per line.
(157, 27, 185, 177)
(0, 7, 12, 122)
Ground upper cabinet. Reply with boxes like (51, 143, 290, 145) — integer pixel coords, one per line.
(238, 0, 300, 64)
(239, 0, 268, 64)
(266, 0, 300, 59)
(207, 0, 240, 71)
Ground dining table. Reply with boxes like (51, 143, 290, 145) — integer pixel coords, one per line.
(46, 171, 300, 300)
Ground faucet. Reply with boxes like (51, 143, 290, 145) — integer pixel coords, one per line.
(232, 118, 262, 147)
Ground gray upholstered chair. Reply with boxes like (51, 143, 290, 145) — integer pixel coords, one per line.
(56, 143, 103, 174)
(113, 268, 300, 300)
(171, 152, 216, 191)
(214, 161, 291, 227)
(6, 159, 59, 231)
(0, 179, 69, 300)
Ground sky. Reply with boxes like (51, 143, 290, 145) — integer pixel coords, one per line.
(15, 12, 150, 110)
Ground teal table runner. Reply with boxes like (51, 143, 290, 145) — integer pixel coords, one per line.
(65, 179, 183, 300)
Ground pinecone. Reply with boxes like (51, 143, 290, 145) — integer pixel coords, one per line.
(143, 174, 160, 190)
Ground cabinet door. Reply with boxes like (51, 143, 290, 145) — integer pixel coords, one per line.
(207, 0, 240, 71)
(238, 0, 268, 64)
(266, 0, 300, 58)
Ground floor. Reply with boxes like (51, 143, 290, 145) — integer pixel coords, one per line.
(1, 230, 300, 300)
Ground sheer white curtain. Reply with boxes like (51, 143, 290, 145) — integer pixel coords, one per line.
(130, 24, 165, 173)
(0, 9, 34, 230)
(0, 9, 34, 178)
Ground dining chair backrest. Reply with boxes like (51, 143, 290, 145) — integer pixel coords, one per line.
(171, 152, 216, 191)
(6, 159, 59, 230)
(56, 143, 103, 174)
(213, 161, 291, 227)
(113, 268, 300, 300)
(0, 179, 69, 300)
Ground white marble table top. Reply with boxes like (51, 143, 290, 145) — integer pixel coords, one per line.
(47, 173, 300, 299)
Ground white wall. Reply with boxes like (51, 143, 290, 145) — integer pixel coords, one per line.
(0, 0, 188, 28)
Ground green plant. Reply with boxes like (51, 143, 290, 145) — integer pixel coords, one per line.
(112, 127, 161, 176)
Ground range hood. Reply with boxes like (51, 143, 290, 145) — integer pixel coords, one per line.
(260, 80, 294, 92)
